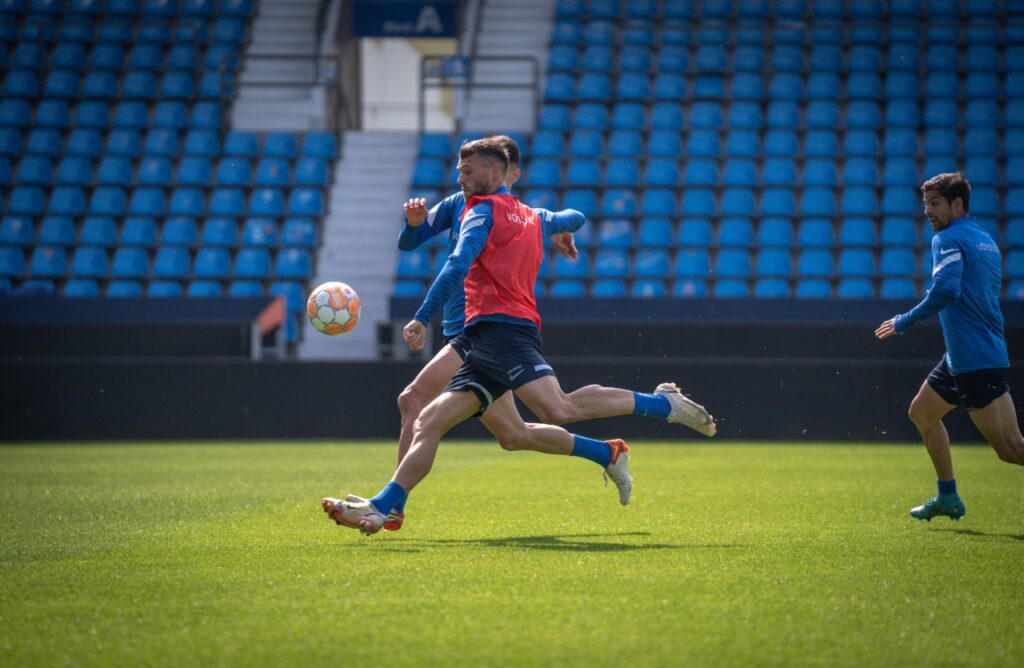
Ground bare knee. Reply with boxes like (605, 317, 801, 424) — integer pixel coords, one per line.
(491, 425, 531, 451)
(398, 384, 428, 421)
(531, 397, 581, 426)
(907, 400, 937, 432)
(994, 436, 1024, 466)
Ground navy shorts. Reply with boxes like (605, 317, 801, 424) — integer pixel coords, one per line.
(926, 357, 1010, 411)
(445, 321, 556, 415)
(443, 332, 471, 361)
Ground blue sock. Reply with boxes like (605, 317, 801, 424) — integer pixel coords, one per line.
(393, 497, 406, 514)
(369, 482, 407, 516)
(570, 434, 612, 468)
(937, 478, 957, 496)
(632, 392, 671, 419)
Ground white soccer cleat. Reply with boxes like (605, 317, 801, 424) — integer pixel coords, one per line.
(655, 382, 717, 437)
(602, 439, 633, 505)
(321, 496, 386, 535)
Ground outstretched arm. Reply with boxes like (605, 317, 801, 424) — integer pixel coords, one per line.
(876, 241, 963, 339)
(403, 202, 492, 350)
(397, 194, 458, 250)
(535, 208, 586, 260)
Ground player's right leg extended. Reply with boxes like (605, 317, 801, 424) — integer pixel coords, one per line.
(389, 343, 465, 530)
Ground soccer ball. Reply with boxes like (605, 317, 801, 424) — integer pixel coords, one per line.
(307, 281, 360, 335)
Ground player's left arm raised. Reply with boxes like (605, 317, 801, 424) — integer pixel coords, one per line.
(876, 238, 964, 340)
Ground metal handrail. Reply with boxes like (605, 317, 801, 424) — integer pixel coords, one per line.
(418, 54, 540, 133)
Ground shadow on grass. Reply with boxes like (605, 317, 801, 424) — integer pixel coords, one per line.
(362, 531, 745, 553)
(938, 527, 1024, 542)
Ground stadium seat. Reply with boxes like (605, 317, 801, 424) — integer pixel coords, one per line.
(713, 279, 749, 298)
(264, 133, 297, 159)
(601, 189, 637, 217)
(137, 156, 176, 186)
(677, 218, 712, 247)
(840, 218, 877, 247)
(117, 217, 156, 247)
(764, 130, 797, 157)
(274, 248, 312, 278)
(594, 249, 630, 278)
(566, 159, 601, 186)
(635, 218, 672, 248)
(242, 218, 278, 247)
(110, 247, 149, 279)
(0, 215, 33, 246)
(37, 216, 75, 246)
(836, 278, 874, 299)
(152, 246, 190, 279)
(63, 278, 100, 297)
(605, 158, 640, 187)
(798, 249, 834, 278)
(651, 104, 684, 131)
(756, 248, 792, 277)
(184, 280, 221, 297)
(879, 278, 916, 299)
(162, 217, 197, 247)
(761, 189, 796, 217)
(759, 218, 793, 247)
(0, 245, 25, 277)
(597, 219, 633, 248)
(648, 130, 682, 157)
(762, 158, 796, 186)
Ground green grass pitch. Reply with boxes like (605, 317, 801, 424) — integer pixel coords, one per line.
(1, 441, 1022, 667)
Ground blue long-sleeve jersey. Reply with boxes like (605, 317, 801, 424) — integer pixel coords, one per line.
(894, 216, 1008, 373)
(398, 190, 586, 335)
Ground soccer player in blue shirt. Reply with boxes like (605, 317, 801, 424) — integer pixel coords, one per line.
(875, 173, 1024, 521)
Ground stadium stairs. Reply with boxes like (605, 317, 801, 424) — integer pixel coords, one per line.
(298, 130, 418, 360)
(461, 0, 557, 132)
(230, 0, 326, 131)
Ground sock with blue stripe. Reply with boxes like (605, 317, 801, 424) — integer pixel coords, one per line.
(632, 391, 671, 419)
(570, 434, 612, 468)
(369, 482, 408, 516)
(393, 496, 406, 515)
(937, 478, 957, 496)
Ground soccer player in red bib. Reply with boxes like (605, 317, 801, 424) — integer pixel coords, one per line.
(324, 138, 716, 535)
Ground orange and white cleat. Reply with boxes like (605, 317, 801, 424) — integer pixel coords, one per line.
(602, 439, 633, 505)
(382, 512, 405, 532)
(321, 496, 386, 535)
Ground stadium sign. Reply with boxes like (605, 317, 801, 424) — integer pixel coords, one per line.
(353, 0, 457, 38)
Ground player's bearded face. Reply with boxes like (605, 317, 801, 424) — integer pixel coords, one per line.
(457, 155, 501, 198)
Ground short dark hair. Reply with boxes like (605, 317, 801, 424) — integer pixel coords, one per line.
(921, 172, 971, 212)
(491, 134, 520, 167)
(459, 137, 509, 172)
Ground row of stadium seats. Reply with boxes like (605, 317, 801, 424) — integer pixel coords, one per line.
(0, 13, 250, 44)
(0, 244, 313, 279)
(0, 215, 318, 247)
(0, 276, 299, 299)
(0, 0, 254, 17)
(395, 275, 1024, 299)
(2, 68, 236, 100)
(0, 126, 336, 157)
(417, 154, 1024, 190)
(398, 245, 1024, 281)
(0, 155, 332, 188)
(555, 0, 1010, 19)
(1, 40, 239, 71)
(1, 185, 326, 217)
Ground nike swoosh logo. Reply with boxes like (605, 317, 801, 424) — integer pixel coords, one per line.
(939, 248, 957, 254)
(509, 368, 524, 381)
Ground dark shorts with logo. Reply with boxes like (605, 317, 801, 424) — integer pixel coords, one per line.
(445, 321, 556, 415)
(443, 332, 471, 361)
(926, 357, 1010, 411)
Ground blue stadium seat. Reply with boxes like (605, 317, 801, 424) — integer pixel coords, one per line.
(674, 248, 711, 278)
(144, 128, 180, 156)
(799, 188, 836, 216)
(202, 218, 238, 247)
(173, 156, 211, 186)
(233, 246, 270, 278)
(719, 217, 754, 246)
(262, 133, 296, 159)
(838, 248, 875, 278)
(36, 99, 71, 130)
(605, 158, 640, 186)
(839, 218, 876, 247)
(224, 131, 259, 157)
(568, 130, 602, 157)
(153, 246, 190, 279)
(563, 189, 598, 217)
(419, 133, 450, 158)
(714, 279, 750, 298)
(294, 157, 329, 186)
(16, 156, 53, 185)
(253, 157, 291, 187)
(730, 72, 763, 99)
(119, 216, 156, 246)
(105, 280, 142, 297)
(650, 103, 684, 130)
(179, 129, 217, 157)
(228, 280, 263, 298)
(167, 43, 197, 70)
(8, 186, 44, 216)
(803, 158, 838, 187)
(678, 158, 714, 187)
(162, 217, 197, 246)
(879, 278, 917, 299)
(759, 218, 793, 247)
(551, 248, 589, 278)
(64, 278, 100, 297)
(186, 280, 223, 298)
(804, 100, 838, 128)
(965, 156, 1000, 187)
(217, 158, 252, 186)
(531, 130, 565, 158)
(26, 128, 63, 156)
(804, 130, 838, 158)
(145, 280, 181, 297)
(631, 278, 666, 298)
(600, 189, 637, 217)
(166, 188, 203, 217)
(723, 159, 756, 187)
(685, 130, 719, 158)
(672, 278, 708, 297)
(549, 279, 586, 297)
(48, 187, 86, 217)
(763, 130, 797, 157)
(0, 246, 24, 277)
(282, 218, 317, 247)
(591, 277, 627, 297)
(209, 188, 246, 217)
(4, 69, 40, 97)
(722, 189, 756, 217)
(190, 102, 222, 129)
(95, 156, 132, 185)
(566, 158, 601, 186)
(716, 248, 752, 278)
(843, 129, 878, 158)
(638, 189, 673, 217)
(841, 187, 878, 216)
(111, 101, 148, 130)
(762, 157, 796, 185)
(37, 216, 75, 246)
(274, 248, 312, 279)
(756, 248, 792, 277)
(242, 217, 278, 247)
(0, 215, 33, 245)
(677, 218, 712, 247)
(581, 44, 612, 71)
(635, 218, 672, 247)
(841, 158, 876, 187)
(412, 158, 447, 187)
(754, 278, 790, 298)
(0, 99, 31, 128)
(129, 187, 166, 217)
(836, 278, 874, 298)
(882, 187, 922, 215)
(648, 130, 682, 157)
(191, 247, 229, 279)
(766, 100, 800, 129)
(880, 247, 917, 277)
(75, 216, 116, 247)
(548, 44, 577, 71)
(798, 249, 834, 278)
(523, 189, 558, 210)
(644, 158, 678, 187)
(597, 219, 632, 248)
(594, 248, 630, 278)
(525, 159, 560, 188)
(539, 104, 571, 130)
(110, 247, 149, 278)
(574, 103, 607, 130)
(27, 244, 66, 276)
(761, 188, 796, 217)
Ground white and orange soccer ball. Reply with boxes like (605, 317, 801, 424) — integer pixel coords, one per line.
(307, 281, 360, 335)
